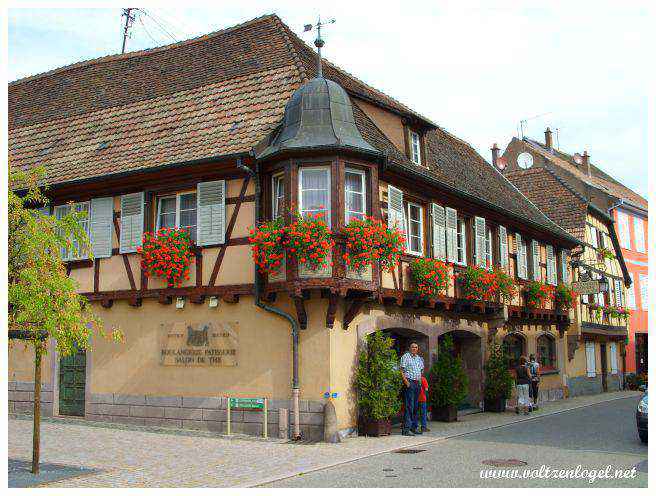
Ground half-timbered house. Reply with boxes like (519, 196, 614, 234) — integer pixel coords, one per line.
(498, 129, 637, 395)
(9, 15, 580, 441)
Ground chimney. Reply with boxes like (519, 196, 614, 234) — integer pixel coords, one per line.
(491, 143, 500, 168)
(544, 127, 553, 150)
(582, 151, 591, 176)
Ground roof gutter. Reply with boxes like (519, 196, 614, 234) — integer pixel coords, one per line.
(383, 159, 580, 247)
(236, 153, 302, 441)
(586, 202, 632, 287)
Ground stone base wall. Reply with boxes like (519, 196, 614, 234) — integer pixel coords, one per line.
(87, 394, 326, 442)
(8, 381, 53, 417)
(567, 374, 621, 397)
(567, 375, 603, 397)
(506, 386, 565, 408)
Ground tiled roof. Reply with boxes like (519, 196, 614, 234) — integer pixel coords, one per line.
(9, 14, 574, 241)
(504, 167, 588, 241)
(523, 138, 647, 211)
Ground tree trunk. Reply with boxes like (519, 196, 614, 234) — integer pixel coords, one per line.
(31, 342, 42, 475)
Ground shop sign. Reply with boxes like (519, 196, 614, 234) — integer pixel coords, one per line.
(160, 322, 238, 366)
(572, 280, 600, 295)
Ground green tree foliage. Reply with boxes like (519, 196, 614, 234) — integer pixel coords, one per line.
(429, 334, 469, 408)
(355, 331, 402, 421)
(484, 340, 514, 401)
(8, 165, 122, 356)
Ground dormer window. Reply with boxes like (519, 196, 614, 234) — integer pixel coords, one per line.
(410, 131, 422, 165)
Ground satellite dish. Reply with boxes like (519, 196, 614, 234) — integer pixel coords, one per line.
(517, 152, 533, 169)
(573, 153, 583, 164)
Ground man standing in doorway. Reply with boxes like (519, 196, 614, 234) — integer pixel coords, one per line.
(400, 342, 424, 436)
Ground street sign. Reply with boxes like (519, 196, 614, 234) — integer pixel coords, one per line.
(228, 397, 264, 410)
(572, 280, 600, 295)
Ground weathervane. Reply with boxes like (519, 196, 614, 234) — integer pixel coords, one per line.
(304, 16, 336, 78)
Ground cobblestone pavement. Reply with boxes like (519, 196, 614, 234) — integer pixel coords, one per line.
(8, 390, 640, 487)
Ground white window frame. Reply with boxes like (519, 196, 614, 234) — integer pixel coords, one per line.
(639, 274, 648, 309)
(405, 202, 424, 256)
(298, 166, 331, 227)
(589, 225, 598, 249)
(633, 217, 645, 253)
(626, 274, 636, 310)
(410, 131, 422, 165)
(156, 192, 198, 242)
(344, 168, 367, 224)
(485, 226, 493, 269)
(585, 341, 596, 377)
(617, 211, 631, 249)
(456, 218, 468, 266)
(54, 201, 91, 261)
(271, 173, 285, 220)
(609, 342, 618, 374)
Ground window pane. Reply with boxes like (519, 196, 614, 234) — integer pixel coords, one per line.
(160, 197, 176, 214)
(273, 176, 284, 219)
(300, 168, 330, 224)
(180, 193, 196, 211)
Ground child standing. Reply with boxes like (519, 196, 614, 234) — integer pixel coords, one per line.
(418, 374, 430, 433)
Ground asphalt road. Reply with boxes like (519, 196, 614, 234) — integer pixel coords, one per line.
(265, 397, 648, 487)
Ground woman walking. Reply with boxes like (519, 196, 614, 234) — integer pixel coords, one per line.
(515, 355, 532, 415)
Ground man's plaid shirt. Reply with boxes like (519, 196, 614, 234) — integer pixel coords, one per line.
(400, 352, 424, 381)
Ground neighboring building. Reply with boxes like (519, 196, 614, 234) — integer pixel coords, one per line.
(9, 15, 581, 441)
(611, 202, 648, 375)
(498, 128, 645, 394)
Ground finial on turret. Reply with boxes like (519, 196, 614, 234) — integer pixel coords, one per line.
(303, 16, 335, 79)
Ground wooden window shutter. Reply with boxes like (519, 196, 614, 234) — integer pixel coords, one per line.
(90, 197, 114, 259)
(585, 341, 596, 377)
(445, 207, 458, 263)
(546, 245, 556, 285)
(431, 203, 446, 261)
(197, 180, 226, 246)
(119, 192, 144, 254)
(54, 204, 72, 261)
(498, 225, 508, 269)
(387, 185, 405, 243)
(474, 216, 486, 267)
(610, 342, 618, 374)
(531, 239, 540, 281)
(516, 233, 527, 279)
(560, 249, 569, 284)
(614, 279, 623, 307)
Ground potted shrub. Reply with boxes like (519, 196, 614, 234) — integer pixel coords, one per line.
(554, 283, 576, 311)
(342, 216, 405, 273)
(248, 218, 286, 276)
(587, 301, 603, 320)
(457, 265, 498, 302)
(409, 257, 450, 299)
(524, 281, 553, 308)
(429, 335, 469, 422)
(603, 305, 620, 319)
(484, 341, 514, 412)
(617, 307, 631, 321)
(138, 227, 194, 287)
(355, 331, 402, 436)
(284, 212, 334, 272)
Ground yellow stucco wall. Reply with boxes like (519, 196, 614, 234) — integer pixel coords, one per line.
(8, 341, 53, 384)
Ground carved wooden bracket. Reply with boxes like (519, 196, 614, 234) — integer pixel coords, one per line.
(158, 294, 173, 305)
(128, 296, 142, 307)
(294, 297, 308, 330)
(342, 298, 366, 330)
(325, 293, 339, 329)
(222, 294, 239, 304)
(100, 299, 113, 309)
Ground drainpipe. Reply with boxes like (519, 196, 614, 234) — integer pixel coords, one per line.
(236, 155, 302, 441)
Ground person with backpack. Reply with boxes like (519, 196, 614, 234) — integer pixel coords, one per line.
(528, 354, 541, 410)
(515, 355, 532, 415)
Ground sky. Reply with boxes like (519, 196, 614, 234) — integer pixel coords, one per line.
(7, 1, 652, 199)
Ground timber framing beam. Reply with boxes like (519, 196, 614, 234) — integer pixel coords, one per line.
(342, 298, 367, 330)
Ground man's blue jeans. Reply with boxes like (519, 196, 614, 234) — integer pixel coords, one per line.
(403, 380, 420, 431)
(419, 401, 428, 429)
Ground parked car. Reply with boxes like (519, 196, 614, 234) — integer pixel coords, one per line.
(636, 386, 647, 443)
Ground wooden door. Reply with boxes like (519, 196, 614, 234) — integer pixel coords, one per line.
(59, 349, 86, 416)
(599, 343, 608, 392)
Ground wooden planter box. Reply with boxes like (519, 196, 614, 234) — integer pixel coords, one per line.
(363, 418, 392, 436)
(484, 397, 506, 413)
(433, 405, 458, 422)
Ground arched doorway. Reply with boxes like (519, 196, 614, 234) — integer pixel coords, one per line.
(382, 327, 430, 366)
(438, 330, 484, 410)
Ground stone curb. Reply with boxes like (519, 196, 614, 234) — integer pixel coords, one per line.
(249, 391, 642, 488)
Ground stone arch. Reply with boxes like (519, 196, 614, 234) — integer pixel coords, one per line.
(536, 331, 558, 370)
(503, 331, 528, 369)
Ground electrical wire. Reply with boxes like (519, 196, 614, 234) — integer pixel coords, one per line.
(140, 9, 178, 42)
(138, 15, 161, 46)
